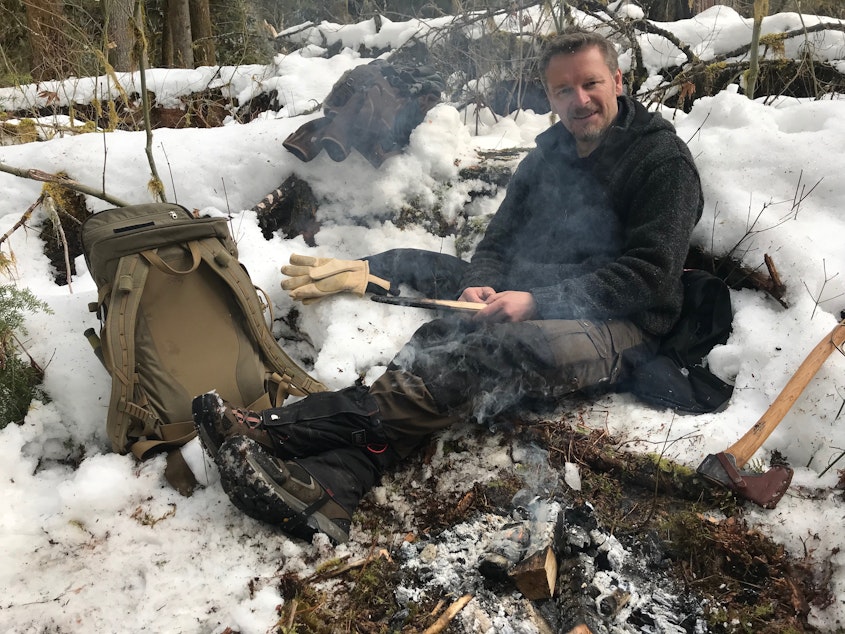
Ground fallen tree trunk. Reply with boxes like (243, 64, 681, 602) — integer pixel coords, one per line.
(522, 420, 721, 504)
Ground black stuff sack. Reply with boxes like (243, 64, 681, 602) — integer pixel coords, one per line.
(627, 269, 735, 413)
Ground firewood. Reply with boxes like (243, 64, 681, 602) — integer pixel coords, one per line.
(508, 545, 557, 600)
(422, 594, 473, 634)
(764, 253, 786, 296)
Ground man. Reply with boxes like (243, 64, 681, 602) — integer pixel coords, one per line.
(192, 30, 703, 545)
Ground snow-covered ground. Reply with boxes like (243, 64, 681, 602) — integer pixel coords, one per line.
(1, 4, 845, 632)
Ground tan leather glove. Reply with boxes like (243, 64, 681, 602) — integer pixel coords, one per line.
(281, 254, 391, 304)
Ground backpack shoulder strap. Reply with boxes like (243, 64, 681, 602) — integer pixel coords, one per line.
(102, 252, 200, 459)
(102, 252, 157, 453)
(193, 239, 327, 397)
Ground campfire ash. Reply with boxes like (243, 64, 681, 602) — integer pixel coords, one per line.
(393, 495, 708, 633)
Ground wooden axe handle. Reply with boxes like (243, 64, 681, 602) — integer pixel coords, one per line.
(728, 317, 845, 467)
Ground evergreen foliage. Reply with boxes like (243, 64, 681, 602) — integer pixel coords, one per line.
(0, 284, 51, 429)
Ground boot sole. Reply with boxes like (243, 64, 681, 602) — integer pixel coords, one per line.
(216, 436, 350, 545)
(192, 393, 225, 461)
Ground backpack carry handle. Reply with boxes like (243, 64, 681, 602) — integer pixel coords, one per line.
(141, 242, 201, 276)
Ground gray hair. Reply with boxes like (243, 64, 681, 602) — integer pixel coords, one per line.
(539, 30, 619, 85)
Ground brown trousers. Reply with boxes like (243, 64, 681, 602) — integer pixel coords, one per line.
(293, 316, 655, 514)
(369, 316, 656, 459)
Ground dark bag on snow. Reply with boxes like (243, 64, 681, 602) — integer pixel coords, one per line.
(283, 59, 444, 167)
(81, 203, 326, 460)
(627, 269, 735, 413)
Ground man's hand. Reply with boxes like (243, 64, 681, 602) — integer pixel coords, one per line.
(459, 287, 537, 323)
(459, 286, 496, 304)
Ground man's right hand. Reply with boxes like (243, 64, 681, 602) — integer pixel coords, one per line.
(460, 287, 538, 323)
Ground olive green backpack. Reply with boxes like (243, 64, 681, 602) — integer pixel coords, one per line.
(81, 203, 325, 473)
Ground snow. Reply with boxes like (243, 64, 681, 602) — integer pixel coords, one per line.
(2, 5, 845, 633)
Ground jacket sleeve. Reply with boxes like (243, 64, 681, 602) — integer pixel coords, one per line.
(528, 151, 702, 323)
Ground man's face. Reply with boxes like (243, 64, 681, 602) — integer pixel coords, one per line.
(544, 46, 624, 157)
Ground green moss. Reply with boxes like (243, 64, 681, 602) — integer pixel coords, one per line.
(759, 33, 787, 57)
(647, 452, 697, 478)
(42, 175, 89, 220)
(1, 118, 38, 144)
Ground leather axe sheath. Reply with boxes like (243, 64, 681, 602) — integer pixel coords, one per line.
(698, 316, 845, 508)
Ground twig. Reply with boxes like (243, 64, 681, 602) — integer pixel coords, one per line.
(0, 163, 129, 207)
(423, 594, 473, 634)
(162, 144, 177, 204)
(818, 449, 845, 479)
(789, 171, 822, 220)
(12, 331, 46, 376)
(134, 1, 166, 203)
(641, 414, 677, 526)
(283, 597, 298, 629)
(796, 2, 820, 98)
(303, 549, 391, 583)
(802, 259, 843, 320)
(0, 195, 45, 248)
(43, 197, 74, 293)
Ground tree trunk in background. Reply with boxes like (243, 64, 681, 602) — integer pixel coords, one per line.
(639, 0, 692, 20)
(24, 0, 75, 81)
(105, 0, 136, 71)
(189, 0, 216, 66)
(167, 0, 194, 68)
(161, 8, 173, 68)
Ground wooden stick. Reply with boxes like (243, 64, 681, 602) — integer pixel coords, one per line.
(763, 253, 784, 293)
(423, 594, 473, 634)
(304, 549, 391, 583)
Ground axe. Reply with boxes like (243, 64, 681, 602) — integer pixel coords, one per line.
(697, 316, 845, 508)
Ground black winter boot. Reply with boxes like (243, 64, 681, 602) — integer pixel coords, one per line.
(216, 436, 353, 545)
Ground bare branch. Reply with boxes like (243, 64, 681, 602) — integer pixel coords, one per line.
(0, 196, 45, 249)
(0, 163, 130, 207)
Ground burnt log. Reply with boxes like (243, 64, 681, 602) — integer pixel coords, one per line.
(251, 175, 320, 245)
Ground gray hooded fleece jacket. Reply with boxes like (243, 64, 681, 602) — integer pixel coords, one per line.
(459, 95, 704, 336)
